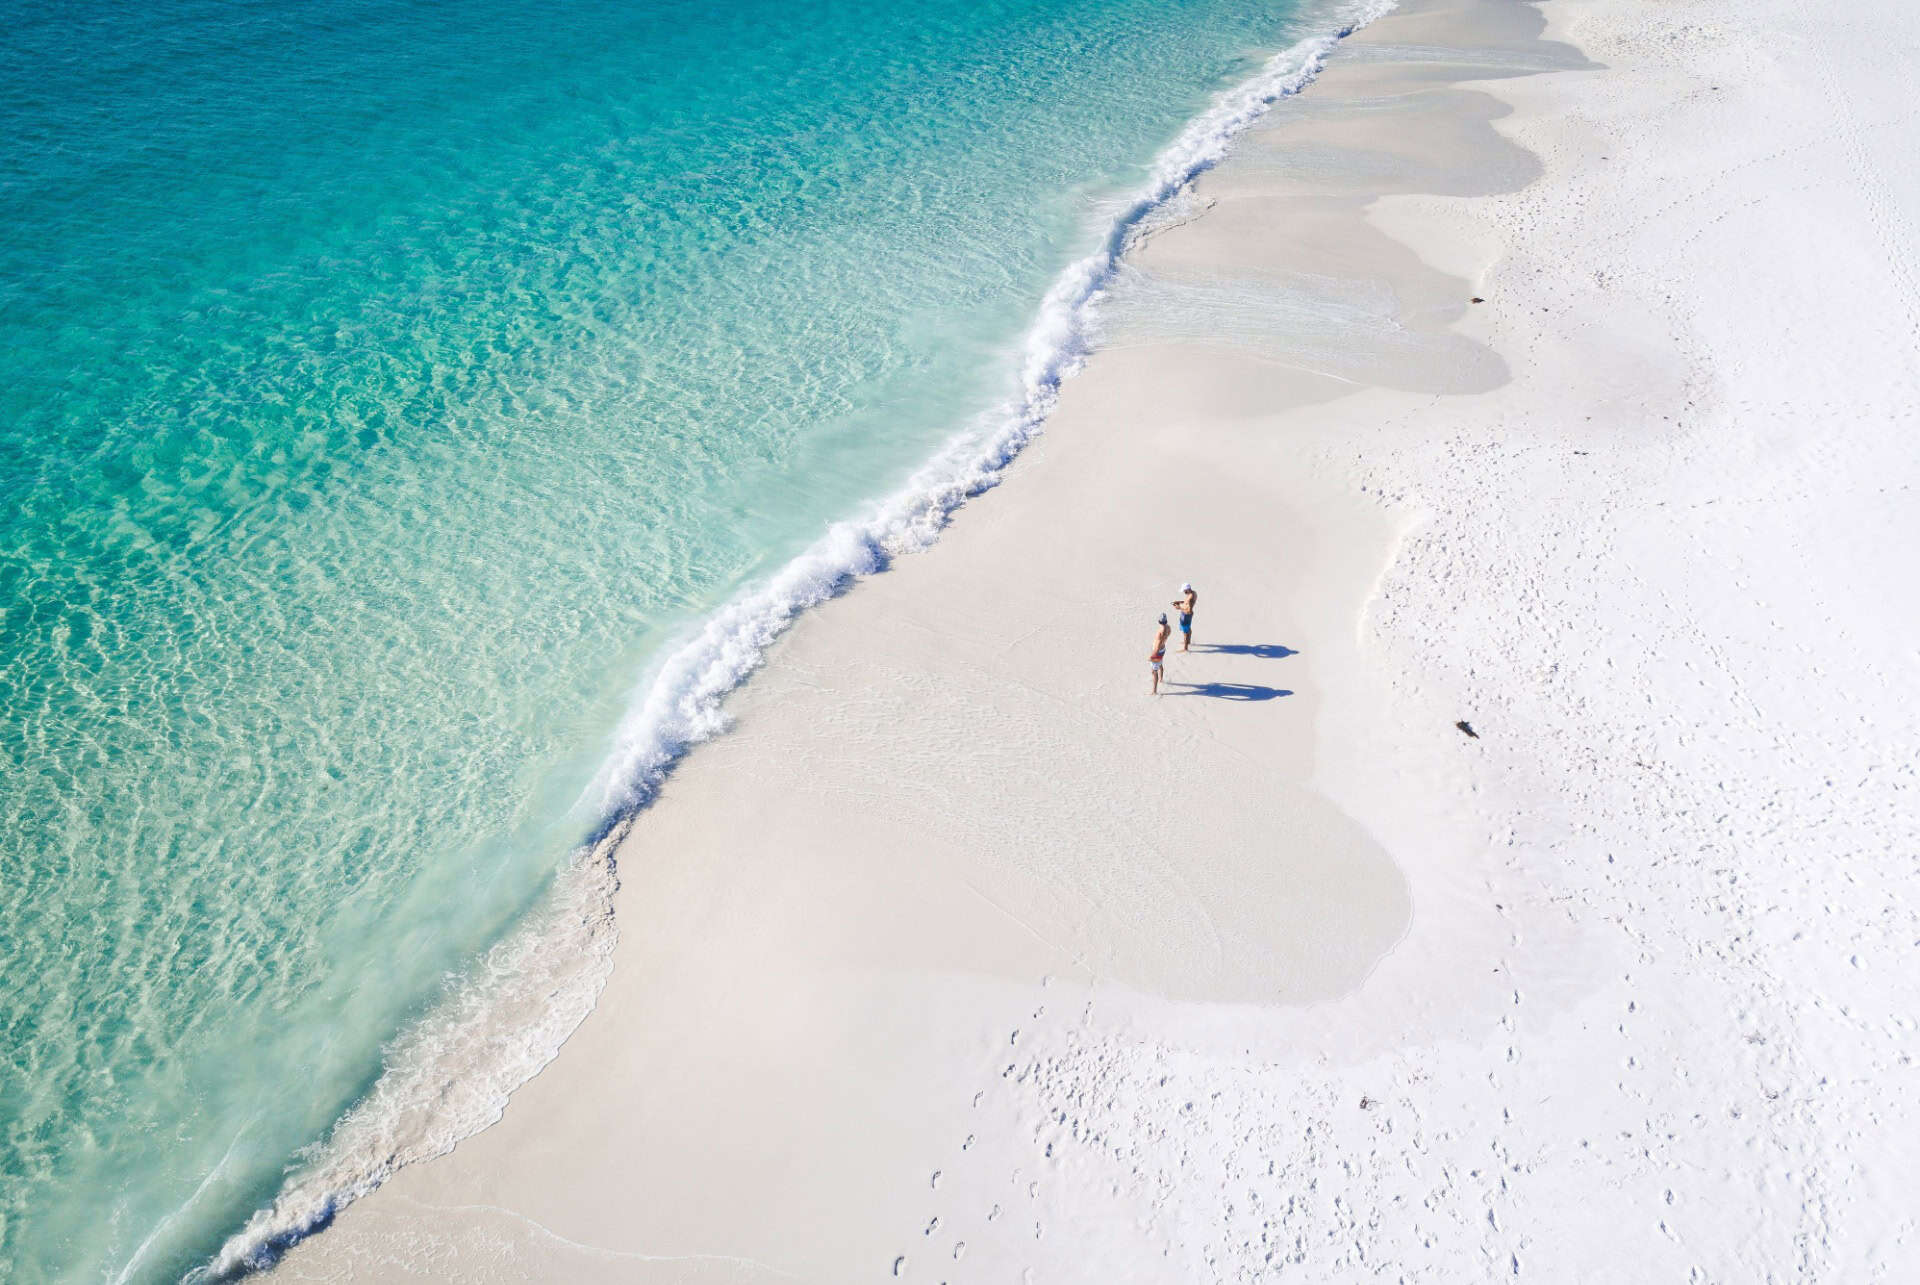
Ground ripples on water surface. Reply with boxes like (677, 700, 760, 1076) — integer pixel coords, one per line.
(0, 0, 1345, 1276)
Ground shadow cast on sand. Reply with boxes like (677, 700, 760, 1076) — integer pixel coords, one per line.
(1193, 642, 1298, 659)
(1166, 681, 1293, 701)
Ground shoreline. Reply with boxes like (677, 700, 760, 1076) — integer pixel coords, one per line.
(211, 3, 1398, 1273)
(277, 0, 1920, 1276)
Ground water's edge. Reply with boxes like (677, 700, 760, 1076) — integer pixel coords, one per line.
(197, 5, 1394, 1276)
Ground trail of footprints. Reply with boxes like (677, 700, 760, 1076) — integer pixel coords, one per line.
(891, 978, 1066, 1280)
(882, 962, 1553, 1281)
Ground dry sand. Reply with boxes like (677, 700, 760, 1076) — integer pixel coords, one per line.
(276, 0, 1920, 1278)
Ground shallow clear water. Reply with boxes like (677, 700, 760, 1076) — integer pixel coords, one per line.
(0, 0, 1348, 1277)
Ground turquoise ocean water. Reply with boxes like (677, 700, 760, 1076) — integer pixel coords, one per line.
(0, 0, 1373, 1277)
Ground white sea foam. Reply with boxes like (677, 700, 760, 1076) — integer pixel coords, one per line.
(193, 850, 619, 1281)
(199, 5, 1392, 1275)
(584, 0, 1393, 822)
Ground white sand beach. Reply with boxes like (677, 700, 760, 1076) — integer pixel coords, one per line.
(275, 0, 1920, 1278)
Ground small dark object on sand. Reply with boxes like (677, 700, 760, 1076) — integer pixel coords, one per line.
(1470, 296, 1485, 303)
(1360, 1096, 1376, 1110)
(1456, 720, 1479, 738)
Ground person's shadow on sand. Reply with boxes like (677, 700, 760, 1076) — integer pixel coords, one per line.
(1165, 681, 1292, 701)
(1193, 643, 1298, 659)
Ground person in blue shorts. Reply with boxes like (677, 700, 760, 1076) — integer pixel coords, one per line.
(1171, 581, 1197, 652)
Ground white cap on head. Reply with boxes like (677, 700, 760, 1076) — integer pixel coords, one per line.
(1181, 582, 1193, 592)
